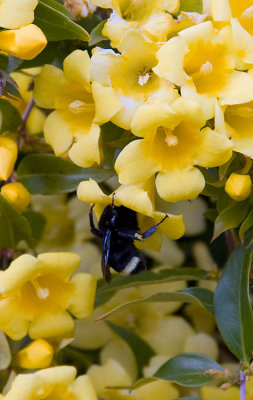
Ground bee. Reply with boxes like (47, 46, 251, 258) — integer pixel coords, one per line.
(89, 194, 168, 283)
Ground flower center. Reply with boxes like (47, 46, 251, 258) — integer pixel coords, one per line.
(191, 61, 213, 80)
(157, 126, 179, 147)
(68, 100, 95, 114)
(138, 68, 152, 86)
(31, 279, 50, 300)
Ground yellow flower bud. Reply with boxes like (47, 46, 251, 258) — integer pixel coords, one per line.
(14, 339, 54, 369)
(1, 182, 31, 211)
(225, 173, 252, 201)
(0, 137, 18, 181)
(0, 24, 47, 60)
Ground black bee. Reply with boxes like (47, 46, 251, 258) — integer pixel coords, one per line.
(89, 194, 168, 283)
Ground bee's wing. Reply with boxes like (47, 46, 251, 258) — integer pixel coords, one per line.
(102, 228, 112, 283)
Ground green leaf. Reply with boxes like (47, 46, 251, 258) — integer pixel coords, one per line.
(0, 99, 22, 133)
(17, 154, 115, 194)
(107, 322, 155, 376)
(212, 201, 249, 241)
(179, 0, 203, 13)
(22, 210, 46, 248)
(96, 268, 208, 306)
(34, 1, 90, 41)
(214, 245, 253, 364)
(0, 331, 11, 370)
(96, 288, 214, 321)
(89, 20, 108, 45)
(239, 209, 253, 239)
(39, 0, 74, 18)
(18, 42, 59, 69)
(154, 353, 223, 386)
(0, 195, 32, 248)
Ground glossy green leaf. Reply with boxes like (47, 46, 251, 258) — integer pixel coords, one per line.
(107, 322, 155, 376)
(0, 331, 11, 370)
(17, 154, 115, 194)
(89, 20, 108, 45)
(39, 0, 74, 18)
(214, 245, 253, 364)
(96, 288, 214, 321)
(239, 209, 253, 239)
(212, 201, 249, 241)
(34, 1, 90, 41)
(0, 99, 22, 133)
(96, 268, 208, 295)
(0, 195, 32, 248)
(18, 42, 59, 69)
(154, 353, 223, 386)
(179, 0, 203, 13)
(22, 210, 46, 248)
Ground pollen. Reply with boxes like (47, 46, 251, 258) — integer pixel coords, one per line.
(199, 61, 213, 76)
(68, 100, 94, 113)
(138, 73, 151, 86)
(31, 279, 50, 300)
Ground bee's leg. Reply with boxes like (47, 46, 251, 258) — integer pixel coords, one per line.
(102, 228, 112, 283)
(135, 214, 169, 241)
(89, 204, 102, 237)
(111, 192, 117, 225)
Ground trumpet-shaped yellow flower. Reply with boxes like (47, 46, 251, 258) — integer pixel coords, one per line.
(14, 339, 54, 369)
(91, 30, 169, 130)
(34, 50, 120, 167)
(7, 70, 45, 134)
(115, 96, 233, 202)
(1, 366, 97, 400)
(0, 137, 18, 181)
(0, 0, 38, 29)
(0, 25, 47, 60)
(99, 0, 180, 46)
(0, 253, 96, 340)
(77, 178, 185, 251)
(1, 182, 31, 211)
(153, 21, 253, 112)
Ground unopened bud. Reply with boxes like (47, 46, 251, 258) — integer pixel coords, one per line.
(0, 137, 17, 181)
(1, 182, 31, 211)
(14, 339, 54, 369)
(225, 173, 251, 201)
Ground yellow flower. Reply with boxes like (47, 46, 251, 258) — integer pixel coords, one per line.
(7, 70, 45, 135)
(225, 173, 252, 201)
(0, 137, 18, 181)
(153, 21, 253, 114)
(87, 358, 179, 400)
(201, 385, 239, 400)
(77, 179, 185, 252)
(115, 96, 233, 202)
(91, 30, 168, 130)
(0, 0, 38, 29)
(14, 339, 54, 369)
(1, 182, 31, 211)
(0, 25, 47, 60)
(99, 0, 180, 46)
(0, 253, 97, 340)
(1, 366, 97, 400)
(34, 50, 120, 167)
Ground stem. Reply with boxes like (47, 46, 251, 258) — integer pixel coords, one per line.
(21, 97, 34, 127)
(240, 369, 246, 400)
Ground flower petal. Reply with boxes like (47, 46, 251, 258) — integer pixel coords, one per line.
(219, 71, 253, 105)
(153, 211, 185, 240)
(34, 65, 65, 109)
(77, 179, 110, 205)
(63, 50, 91, 92)
(29, 310, 74, 339)
(0, 0, 38, 29)
(115, 140, 159, 185)
(68, 273, 97, 318)
(193, 127, 233, 167)
(72, 375, 97, 400)
(68, 124, 101, 167)
(44, 111, 74, 156)
(156, 167, 205, 202)
(92, 82, 122, 125)
(115, 184, 154, 216)
(0, 297, 28, 340)
(38, 252, 81, 279)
